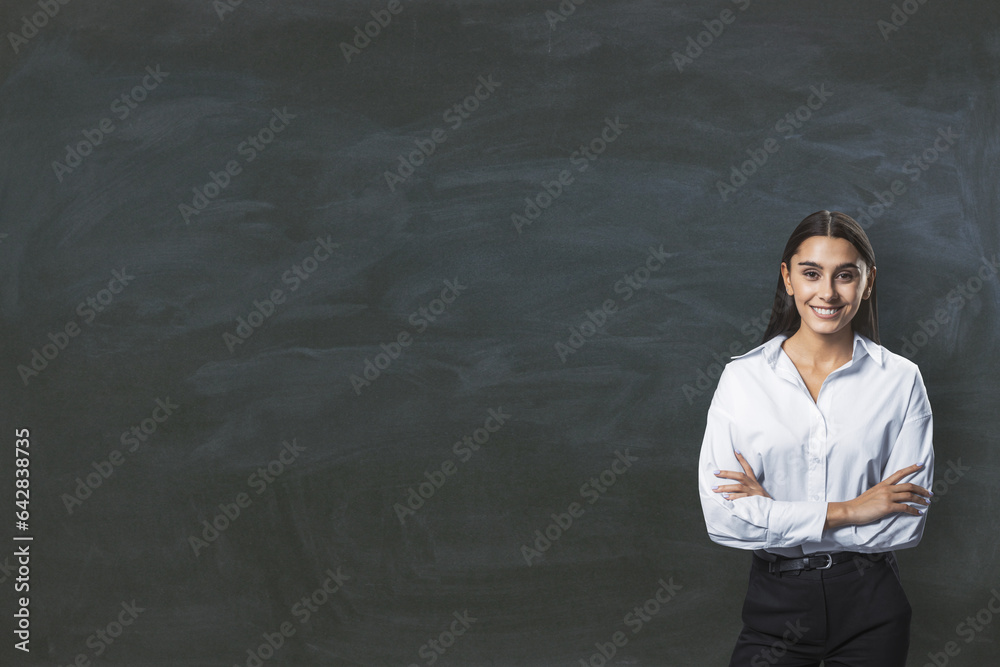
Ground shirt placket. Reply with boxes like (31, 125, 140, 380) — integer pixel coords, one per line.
(774, 356, 836, 502)
(807, 400, 827, 502)
(807, 365, 853, 503)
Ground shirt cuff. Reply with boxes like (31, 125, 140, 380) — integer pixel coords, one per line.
(765, 500, 828, 549)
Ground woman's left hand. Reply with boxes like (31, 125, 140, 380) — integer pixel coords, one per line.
(712, 451, 772, 500)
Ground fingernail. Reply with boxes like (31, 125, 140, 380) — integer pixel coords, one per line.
(722, 493, 730, 499)
(929, 491, 934, 496)
(918, 509, 924, 514)
(713, 470, 720, 475)
(712, 485, 719, 490)
(915, 462, 924, 467)
(734, 449, 741, 455)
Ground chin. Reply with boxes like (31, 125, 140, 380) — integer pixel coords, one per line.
(805, 322, 850, 335)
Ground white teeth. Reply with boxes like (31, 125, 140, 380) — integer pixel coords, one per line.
(812, 306, 841, 315)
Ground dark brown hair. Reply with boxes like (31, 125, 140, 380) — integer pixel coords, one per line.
(760, 210, 879, 345)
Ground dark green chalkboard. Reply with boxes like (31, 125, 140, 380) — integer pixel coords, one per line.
(1, 0, 997, 665)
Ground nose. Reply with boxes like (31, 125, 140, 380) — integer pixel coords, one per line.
(819, 277, 839, 302)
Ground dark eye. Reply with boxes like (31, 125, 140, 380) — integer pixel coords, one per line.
(803, 270, 819, 278)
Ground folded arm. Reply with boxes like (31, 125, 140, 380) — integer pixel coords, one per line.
(698, 400, 934, 552)
(698, 402, 828, 550)
(827, 412, 934, 552)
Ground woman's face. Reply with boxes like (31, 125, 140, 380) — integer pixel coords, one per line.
(780, 235, 875, 337)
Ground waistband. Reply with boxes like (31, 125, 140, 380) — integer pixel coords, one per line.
(752, 549, 896, 578)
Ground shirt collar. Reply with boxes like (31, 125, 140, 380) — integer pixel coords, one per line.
(731, 330, 884, 369)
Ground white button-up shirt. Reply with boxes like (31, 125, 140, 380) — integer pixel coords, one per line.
(698, 330, 934, 557)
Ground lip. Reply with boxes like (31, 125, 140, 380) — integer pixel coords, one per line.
(810, 305, 845, 319)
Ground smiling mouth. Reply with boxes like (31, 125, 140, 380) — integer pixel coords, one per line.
(810, 305, 844, 316)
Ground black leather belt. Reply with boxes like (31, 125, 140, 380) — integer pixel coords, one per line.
(752, 549, 881, 574)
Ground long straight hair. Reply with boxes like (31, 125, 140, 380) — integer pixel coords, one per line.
(760, 210, 879, 345)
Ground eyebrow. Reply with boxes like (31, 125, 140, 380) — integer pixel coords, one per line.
(796, 261, 861, 271)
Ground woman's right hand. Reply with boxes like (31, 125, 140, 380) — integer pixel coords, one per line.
(839, 463, 932, 527)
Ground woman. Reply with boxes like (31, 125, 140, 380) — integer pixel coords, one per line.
(697, 210, 935, 666)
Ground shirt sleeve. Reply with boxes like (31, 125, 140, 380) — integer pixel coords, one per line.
(839, 367, 935, 552)
(697, 370, 828, 551)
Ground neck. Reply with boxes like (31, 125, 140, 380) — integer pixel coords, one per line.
(782, 327, 855, 366)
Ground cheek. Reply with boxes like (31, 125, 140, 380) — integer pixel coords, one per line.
(793, 284, 815, 301)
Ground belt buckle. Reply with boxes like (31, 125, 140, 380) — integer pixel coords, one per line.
(810, 553, 833, 570)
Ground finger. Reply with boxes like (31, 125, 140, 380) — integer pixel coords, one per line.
(887, 490, 929, 506)
(884, 463, 926, 485)
(892, 502, 925, 516)
(890, 483, 933, 498)
(712, 484, 746, 493)
(724, 492, 748, 500)
(903, 484, 932, 499)
(733, 451, 756, 479)
(885, 464, 924, 484)
(714, 467, 751, 483)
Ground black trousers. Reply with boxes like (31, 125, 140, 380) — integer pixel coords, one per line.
(728, 551, 911, 667)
